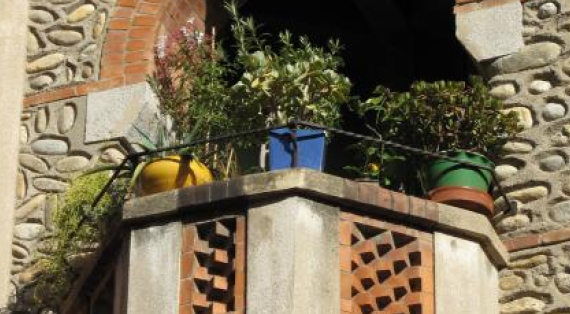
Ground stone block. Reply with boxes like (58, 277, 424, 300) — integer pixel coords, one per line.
(246, 197, 340, 314)
(85, 82, 160, 144)
(456, 1, 523, 61)
(126, 222, 181, 314)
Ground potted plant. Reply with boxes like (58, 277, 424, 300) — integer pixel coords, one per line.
(226, 3, 352, 171)
(343, 143, 404, 188)
(129, 120, 214, 197)
(140, 19, 237, 194)
(354, 77, 520, 216)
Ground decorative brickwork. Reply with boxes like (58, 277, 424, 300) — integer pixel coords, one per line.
(180, 217, 245, 314)
(340, 212, 434, 314)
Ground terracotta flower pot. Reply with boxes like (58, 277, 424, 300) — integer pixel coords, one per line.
(136, 155, 213, 196)
(428, 186, 494, 217)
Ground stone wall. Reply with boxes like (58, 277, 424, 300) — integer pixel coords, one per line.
(9, 98, 127, 312)
(27, 0, 112, 93)
(481, 0, 570, 312)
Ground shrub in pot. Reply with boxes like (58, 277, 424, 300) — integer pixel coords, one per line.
(354, 77, 521, 216)
(142, 19, 235, 191)
(129, 120, 214, 197)
(226, 3, 352, 171)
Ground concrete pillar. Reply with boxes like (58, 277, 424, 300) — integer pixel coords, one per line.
(0, 0, 28, 307)
(246, 196, 340, 314)
(434, 232, 499, 314)
(125, 222, 181, 314)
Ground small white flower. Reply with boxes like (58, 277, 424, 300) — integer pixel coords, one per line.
(156, 35, 167, 59)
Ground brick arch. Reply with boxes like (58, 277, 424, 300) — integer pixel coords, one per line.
(24, 0, 208, 107)
(22, 0, 489, 107)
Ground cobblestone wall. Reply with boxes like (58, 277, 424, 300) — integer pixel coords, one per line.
(26, 0, 112, 93)
(9, 100, 126, 312)
(488, 0, 570, 312)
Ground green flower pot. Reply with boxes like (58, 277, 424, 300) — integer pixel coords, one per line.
(427, 151, 494, 192)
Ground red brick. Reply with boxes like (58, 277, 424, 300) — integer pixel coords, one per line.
(340, 273, 352, 300)
(504, 234, 540, 252)
(124, 51, 146, 63)
(101, 54, 124, 66)
(127, 40, 147, 51)
(129, 27, 154, 39)
(180, 253, 194, 279)
(138, 2, 160, 14)
(24, 87, 76, 107)
(100, 65, 126, 78)
(377, 187, 393, 210)
(117, 0, 136, 7)
(102, 40, 126, 54)
(108, 19, 130, 30)
(179, 279, 193, 305)
(481, 0, 518, 9)
(190, 0, 206, 19)
(76, 77, 124, 95)
(392, 191, 410, 214)
(105, 31, 127, 43)
(540, 228, 570, 246)
(409, 196, 426, 217)
(113, 7, 135, 18)
(124, 63, 148, 75)
(179, 304, 192, 314)
(340, 245, 351, 272)
(358, 183, 378, 207)
(340, 221, 352, 246)
(125, 73, 148, 85)
(133, 16, 157, 26)
(341, 299, 352, 313)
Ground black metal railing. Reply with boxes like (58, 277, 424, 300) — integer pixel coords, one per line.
(92, 120, 517, 215)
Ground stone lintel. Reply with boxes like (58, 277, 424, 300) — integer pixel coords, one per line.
(123, 168, 509, 268)
(455, 0, 523, 61)
(85, 82, 159, 144)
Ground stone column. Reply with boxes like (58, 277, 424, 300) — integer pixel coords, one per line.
(246, 196, 340, 314)
(125, 222, 182, 314)
(434, 232, 499, 314)
(0, 0, 27, 307)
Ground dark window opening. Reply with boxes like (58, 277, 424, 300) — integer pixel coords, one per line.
(211, 0, 477, 95)
(208, 0, 478, 175)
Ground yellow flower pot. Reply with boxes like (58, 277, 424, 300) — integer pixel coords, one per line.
(136, 155, 213, 196)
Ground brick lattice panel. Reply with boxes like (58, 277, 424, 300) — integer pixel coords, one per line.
(180, 217, 245, 314)
(340, 213, 434, 314)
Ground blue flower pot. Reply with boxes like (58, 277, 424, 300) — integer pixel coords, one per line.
(269, 128, 326, 171)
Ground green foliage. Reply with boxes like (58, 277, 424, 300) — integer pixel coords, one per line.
(352, 77, 521, 193)
(226, 2, 352, 128)
(343, 144, 405, 188)
(358, 77, 521, 155)
(34, 172, 126, 309)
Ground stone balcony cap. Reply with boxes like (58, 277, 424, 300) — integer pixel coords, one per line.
(123, 168, 509, 268)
